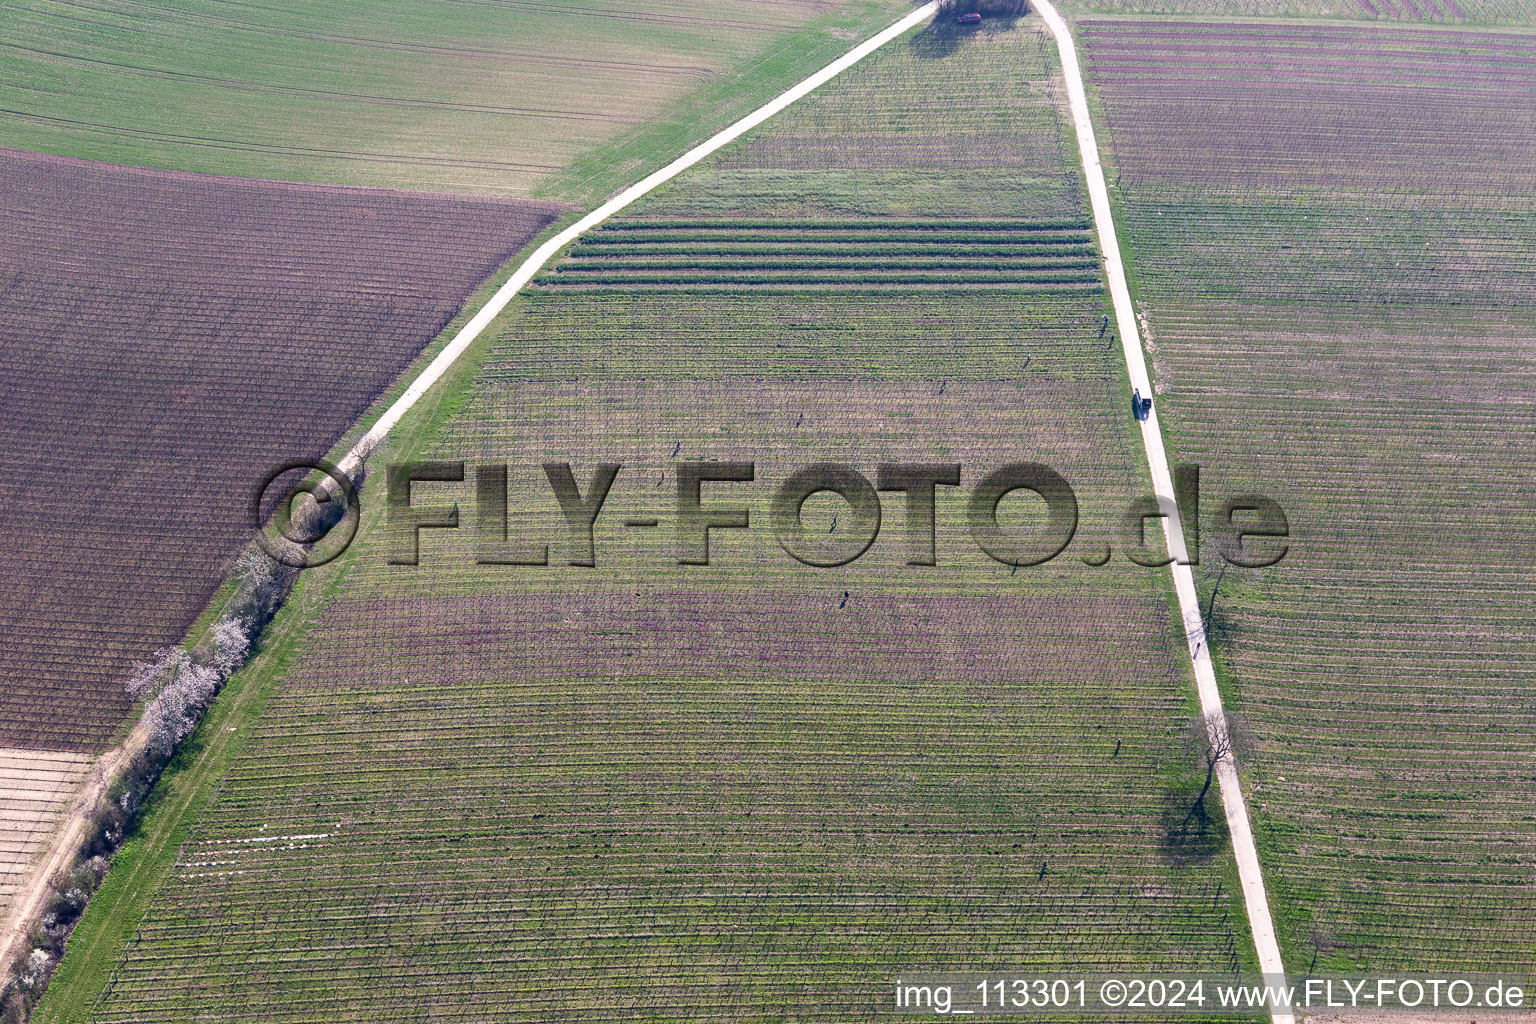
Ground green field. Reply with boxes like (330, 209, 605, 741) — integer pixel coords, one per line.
(1082, 18, 1536, 972)
(0, 0, 909, 200)
(39, 21, 1266, 1022)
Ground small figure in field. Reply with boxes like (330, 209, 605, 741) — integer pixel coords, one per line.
(794, 412, 804, 428)
(1098, 315, 1109, 338)
(657, 471, 665, 487)
(1113, 738, 1122, 757)
(938, 380, 947, 396)
(829, 514, 837, 534)
(671, 441, 681, 457)
(1038, 860, 1048, 879)
(839, 590, 849, 609)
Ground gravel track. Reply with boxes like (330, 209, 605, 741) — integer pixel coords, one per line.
(1033, 1, 1294, 1018)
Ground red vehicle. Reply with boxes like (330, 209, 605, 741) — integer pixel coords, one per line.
(956, 12, 982, 23)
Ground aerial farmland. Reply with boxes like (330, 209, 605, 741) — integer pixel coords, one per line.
(1, 0, 1534, 1022)
(1078, 16, 1536, 974)
(0, 0, 915, 942)
(28, 24, 1272, 1021)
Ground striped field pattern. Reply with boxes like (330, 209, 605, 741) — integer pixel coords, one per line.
(71, 20, 1263, 1023)
(1083, 18, 1536, 973)
(539, 219, 1101, 291)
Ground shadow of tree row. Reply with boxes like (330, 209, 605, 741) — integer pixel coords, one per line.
(909, 0, 1033, 60)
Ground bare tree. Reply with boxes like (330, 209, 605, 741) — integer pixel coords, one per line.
(1181, 712, 1234, 826)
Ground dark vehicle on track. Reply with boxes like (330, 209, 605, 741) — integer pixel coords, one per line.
(1132, 388, 1153, 421)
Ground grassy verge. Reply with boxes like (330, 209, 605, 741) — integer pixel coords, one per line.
(325, 212, 583, 462)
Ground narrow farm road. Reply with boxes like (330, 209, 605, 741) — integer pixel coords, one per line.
(1032, 1, 1295, 1018)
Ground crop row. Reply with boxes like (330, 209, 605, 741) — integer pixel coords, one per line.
(540, 221, 1102, 291)
(1081, 21, 1536, 196)
(1062, 0, 1476, 22)
(581, 242, 1098, 257)
(89, 576, 1248, 1021)
(594, 219, 1095, 233)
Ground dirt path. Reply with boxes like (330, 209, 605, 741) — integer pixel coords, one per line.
(1031, 2, 1295, 1020)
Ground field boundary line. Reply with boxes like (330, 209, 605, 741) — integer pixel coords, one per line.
(1032, 1, 1294, 1017)
(333, 0, 940, 481)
